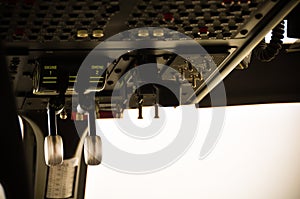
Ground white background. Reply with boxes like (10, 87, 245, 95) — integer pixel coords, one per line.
(85, 103, 300, 199)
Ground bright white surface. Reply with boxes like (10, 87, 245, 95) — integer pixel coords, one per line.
(85, 103, 300, 199)
(18, 115, 24, 140)
(99, 106, 184, 154)
(265, 20, 298, 44)
(0, 183, 6, 199)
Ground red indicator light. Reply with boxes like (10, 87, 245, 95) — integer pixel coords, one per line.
(198, 26, 208, 35)
(163, 13, 174, 22)
(14, 28, 25, 36)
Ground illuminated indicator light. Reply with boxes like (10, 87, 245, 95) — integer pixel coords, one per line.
(163, 13, 174, 22)
(42, 81, 56, 84)
(14, 28, 25, 36)
(138, 29, 149, 37)
(222, 0, 234, 5)
(43, 77, 57, 79)
(90, 76, 104, 79)
(239, 0, 251, 3)
(91, 65, 104, 69)
(77, 30, 88, 38)
(153, 29, 164, 37)
(44, 65, 57, 70)
(198, 26, 209, 35)
(92, 29, 104, 38)
(69, 76, 77, 83)
(89, 80, 101, 83)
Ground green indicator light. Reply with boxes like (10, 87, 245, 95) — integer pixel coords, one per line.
(89, 81, 101, 83)
(91, 65, 104, 70)
(44, 65, 57, 70)
(89, 76, 104, 79)
(43, 77, 57, 79)
(42, 81, 57, 84)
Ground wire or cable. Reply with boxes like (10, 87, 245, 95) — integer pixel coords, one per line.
(253, 21, 285, 62)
